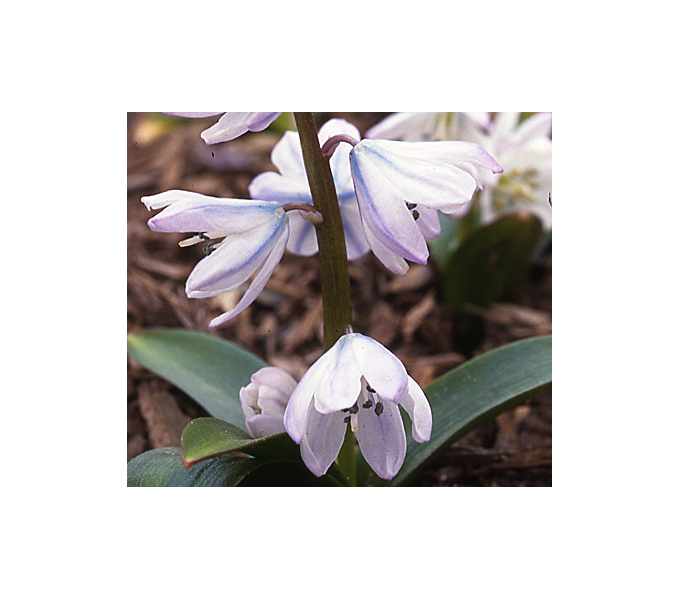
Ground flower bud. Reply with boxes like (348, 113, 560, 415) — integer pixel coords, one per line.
(240, 366, 297, 438)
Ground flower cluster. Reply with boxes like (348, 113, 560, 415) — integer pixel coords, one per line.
(142, 112, 515, 481)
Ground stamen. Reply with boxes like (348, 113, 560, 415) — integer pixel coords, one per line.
(348, 403, 359, 414)
(374, 401, 384, 416)
(350, 412, 359, 432)
(343, 416, 351, 424)
(405, 202, 418, 210)
(412, 209, 420, 221)
(362, 399, 373, 409)
(366, 384, 376, 393)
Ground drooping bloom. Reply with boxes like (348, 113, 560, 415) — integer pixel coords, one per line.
(366, 112, 491, 142)
(165, 112, 281, 144)
(348, 139, 503, 274)
(240, 366, 297, 438)
(466, 112, 552, 228)
(141, 190, 289, 327)
(249, 118, 370, 260)
(284, 333, 432, 480)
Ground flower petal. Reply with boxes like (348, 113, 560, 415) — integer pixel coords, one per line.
(338, 198, 370, 260)
(208, 221, 289, 326)
(314, 335, 364, 414)
(143, 190, 282, 234)
(284, 210, 319, 256)
(270, 130, 306, 179)
(201, 112, 280, 144)
(186, 216, 285, 298)
(350, 146, 429, 264)
(398, 376, 433, 443)
(300, 405, 347, 477)
(355, 399, 406, 480)
(164, 112, 224, 118)
(284, 348, 336, 443)
(361, 221, 409, 275)
(248, 171, 311, 205)
(246, 414, 287, 438)
(348, 333, 408, 404)
(250, 366, 297, 398)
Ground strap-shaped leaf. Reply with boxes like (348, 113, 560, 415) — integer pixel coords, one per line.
(127, 447, 263, 487)
(181, 418, 300, 467)
(127, 329, 267, 429)
(383, 335, 552, 486)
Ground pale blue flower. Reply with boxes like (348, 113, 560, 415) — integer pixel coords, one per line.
(165, 112, 281, 144)
(240, 367, 297, 438)
(284, 333, 432, 480)
(141, 190, 289, 327)
(366, 112, 491, 142)
(249, 118, 370, 260)
(349, 139, 503, 274)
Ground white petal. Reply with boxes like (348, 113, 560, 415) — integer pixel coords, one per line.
(248, 171, 311, 205)
(186, 216, 285, 297)
(250, 366, 297, 398)
(164, 112, 223, 118)
(398, 376, 433, 443)
(350, 146, 429, 264)
(246, 414, 286, 438)
(512, 112, 552, 146)
(300, 405, 347, 477)
(270, 130, 306, 179)
(348, 333, 408, 404)
(314, 335, 364, 414)
(338, 198, 371, 260)
(284, 347, 336, 443)
(415, 205, 441, 238)
(208, 221, 289, 326)
(143, 190, 282, 234)
(365, 113, 437, 141)
(362, 220, 409, 275)
(285, 210, 319, 256)
(319, 118, 361, 187)
(201, 112, 280, 144)
(355, 399, 406, 480)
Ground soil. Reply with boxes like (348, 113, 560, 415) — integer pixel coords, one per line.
(127, 112, 552, 486)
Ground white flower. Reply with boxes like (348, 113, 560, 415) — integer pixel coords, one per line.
(165, 112, 281, 144)
(366, 112, 490, 142)
(468, 112, 552, 228)
(348, 139, 503, 274)
(248, 118, 370, 260)
(141, 190, 289, 327)
(284, 333, 432, 480)
(240, 367, 297, 438)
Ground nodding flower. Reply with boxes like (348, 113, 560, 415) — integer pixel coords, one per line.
(141, 190, 289, 327)
(284, 332, 432, 480)
(240, 367, 297, 439)
(164, 112, 281, 144)
(348, 138, 503, 275)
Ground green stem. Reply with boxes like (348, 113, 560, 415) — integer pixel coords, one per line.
(294, 112, 356, 486)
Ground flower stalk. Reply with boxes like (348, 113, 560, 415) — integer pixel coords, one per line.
(294, 112, 356, 485)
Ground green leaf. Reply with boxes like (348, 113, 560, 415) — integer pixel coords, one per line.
(381, 335, 552, 486)
(127, 329, 267, 429)
(442, 213, 544, 311)
(127, 447, 264, 487)
(180, 418, 300, 467)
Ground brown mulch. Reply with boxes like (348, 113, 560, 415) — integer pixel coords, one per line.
(127, 112, 552, 486)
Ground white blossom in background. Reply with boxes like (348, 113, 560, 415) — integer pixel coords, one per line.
(141, 190, 289, 327)
(240, 367, 297, 438)
(348, 139, 503, 275)
(366, 112, 490, 142)
(284, 333, 432, 480)
(467, 112, 552, 228)
(165, 112, 281, 144)
(249, 119, 370, 260)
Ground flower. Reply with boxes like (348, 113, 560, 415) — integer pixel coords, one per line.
(248, 118, 370, 260)
(366, 112, 491, 142)
(466, 112, 552, 228)
(348, 138, 503, 274)
(284, 333, 432, 480)
(141, 190, 289, 327)
(165, 112, 281, 144)
(240, 366, 297, 438)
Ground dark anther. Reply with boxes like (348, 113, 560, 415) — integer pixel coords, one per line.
(366, 384, 376, 393)
(412, 209, 420, 221)
(362, 399, 373, 409)
(341, 407, 350, 413)
(405, 202, 417, 210)
(348, 403, 359, 414)
(375, 402, 384, 416)
(197, 233, 215, 256)
(343, 416, 351, 424)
